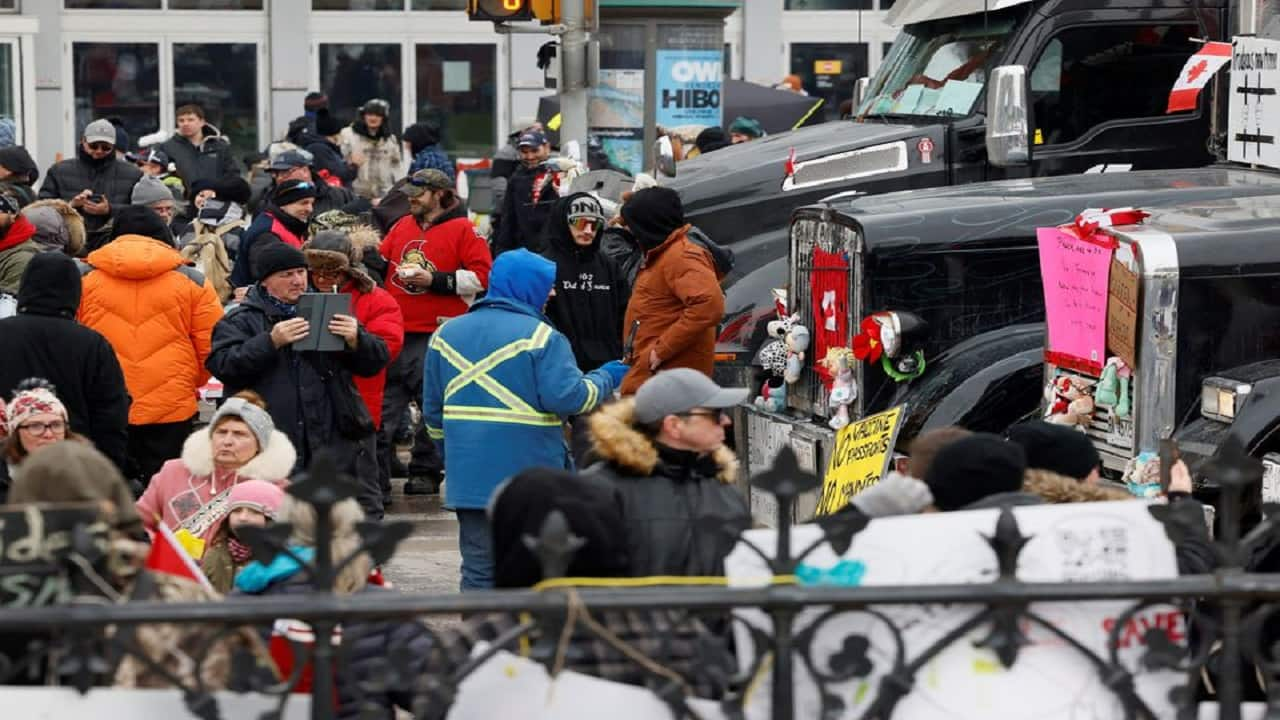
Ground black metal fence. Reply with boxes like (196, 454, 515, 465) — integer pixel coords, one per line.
(2, 441, 1280, 720)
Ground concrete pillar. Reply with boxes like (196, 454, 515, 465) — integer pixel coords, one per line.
(24, 1, 61, 170)
(268, 0, 312, 142)
(742, 0, 784, 86)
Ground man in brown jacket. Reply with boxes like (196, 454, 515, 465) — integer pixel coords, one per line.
(619, 187, 724, 394)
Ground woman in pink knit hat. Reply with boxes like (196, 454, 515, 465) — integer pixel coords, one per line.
(201, 479, 287, 593)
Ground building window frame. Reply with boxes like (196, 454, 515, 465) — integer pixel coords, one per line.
(63, 1, 265, 10)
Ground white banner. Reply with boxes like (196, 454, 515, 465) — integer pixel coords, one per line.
(1228, 37, 1280, 169)
(726, 500, 1183, 719)
(1, 688, 309, 718)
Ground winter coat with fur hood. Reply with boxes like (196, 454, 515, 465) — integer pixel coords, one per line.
(136, 425, 296, 545)
(339, 120, 403, 201)
(20, 198, 87, 255)
(581, 398, 749, 577)
(0, 214, 37, 295)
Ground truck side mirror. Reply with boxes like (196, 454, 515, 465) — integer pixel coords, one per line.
(986, 65, 1030, 167)
(852, 76, 870, 110)
(655, 136, 677, 178)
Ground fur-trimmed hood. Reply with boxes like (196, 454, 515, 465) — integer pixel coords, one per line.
(587, 398, 739, 484)
(180, 426, 298, 483)
(1023, 470, 1131, 503)
(21, 198, 86, 256)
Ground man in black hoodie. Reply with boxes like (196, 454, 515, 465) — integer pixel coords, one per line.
(0, 146, 39, 208)
(0, 253, 130, 476)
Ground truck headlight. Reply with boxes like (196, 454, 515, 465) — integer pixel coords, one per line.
(1201, 378, 1252, 423)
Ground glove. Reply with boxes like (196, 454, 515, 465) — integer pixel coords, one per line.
(598, 360, 630, 388)
(849, 471, 933, 518)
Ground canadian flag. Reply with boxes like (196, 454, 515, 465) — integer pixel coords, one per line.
(1167, 42, 1232, 113)
(145, 521, 215, 592)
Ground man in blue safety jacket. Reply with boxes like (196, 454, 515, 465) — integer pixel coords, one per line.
(423, 248, 629, 590)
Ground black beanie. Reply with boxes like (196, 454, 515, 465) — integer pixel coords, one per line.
(924, 433, 1028, 511)
(489, 468, 630, 588)
(695, 126, 731, 154)
(621, 186, 685, 251)
(112, 204, 171, 244)
(1007, 421, 1101, 481)
(211, 175, 253, 205)
(314, 110, 343, 137)
(403, 122, 440, 156)
(273, 178, 318, 208)
(253, 240, 308, 282)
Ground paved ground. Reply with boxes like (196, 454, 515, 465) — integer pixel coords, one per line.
(381, 477, 461, 595)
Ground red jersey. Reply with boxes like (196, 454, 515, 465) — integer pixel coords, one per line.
(378, 208, 493, 333)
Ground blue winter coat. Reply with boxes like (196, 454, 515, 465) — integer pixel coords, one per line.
(423, 249, 617, 509)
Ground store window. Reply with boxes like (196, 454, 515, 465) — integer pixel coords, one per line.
(65, 0, 162, 8)
(320, 43, 403, 132)
(72, 42, 160, 151)
(0, 1, 16, 10)
(415, 44, 495, 158)
(174, 43, 259, 160)
(1028, 24, 1199, 146)
(785, 0, 871, 8)
(169, 1, 264, 8)
(0, 43, 16, 144)
(411, 0, 467, 8)
(313, 0, 404, 9)
(790, 42, 867, 122)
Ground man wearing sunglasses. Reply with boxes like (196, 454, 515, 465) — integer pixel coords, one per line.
(580, 368, 750, 577)
(38, 118, 143, 252)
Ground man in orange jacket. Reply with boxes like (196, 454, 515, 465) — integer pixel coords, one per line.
(79, 205, 224, 486)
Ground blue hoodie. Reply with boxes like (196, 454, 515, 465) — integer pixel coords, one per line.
(422, 249, 618, 509)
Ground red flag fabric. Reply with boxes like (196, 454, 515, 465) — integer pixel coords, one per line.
(1167, 41, 1231, 113)
(810, 246, 850, 388)
(145, 522, 215, 591)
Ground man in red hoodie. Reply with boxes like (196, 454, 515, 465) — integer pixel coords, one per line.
(0, 191, 38, 299)
(378, 169, 492, 495)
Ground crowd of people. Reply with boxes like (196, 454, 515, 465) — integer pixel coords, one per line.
(0, 95, 1250, 713)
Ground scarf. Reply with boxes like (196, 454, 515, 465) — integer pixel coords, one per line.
(227, 535, 254, 565)
(199, 200, 245, 228)
(262, 291, 298, 318)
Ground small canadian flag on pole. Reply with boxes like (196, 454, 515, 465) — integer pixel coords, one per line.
(1167, 41, 1232, 113)
(145, 521, 216, 592)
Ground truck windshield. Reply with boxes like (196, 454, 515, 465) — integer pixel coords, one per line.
(858, 10, 1022, 119)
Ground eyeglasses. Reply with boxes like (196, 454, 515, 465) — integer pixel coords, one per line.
(19, 420, 66, 436)
(679, 409, 728, 421)
(87, 142, 114, 152)
(310, 269, 345, 280)
(571, 217, 601, 233)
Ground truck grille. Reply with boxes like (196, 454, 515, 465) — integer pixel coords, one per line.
(789, 214, 860, 417)
(1049, 368, 1135, 473)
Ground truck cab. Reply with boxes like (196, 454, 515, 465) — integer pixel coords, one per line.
(681, 0, 1227, 384)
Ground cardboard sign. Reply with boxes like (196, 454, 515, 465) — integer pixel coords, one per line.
(814, 406, 904, 517)
(1106, 257, 1140, 369)
(1037, 226, 1114, 375)
(1228, 36, 1280, 170)
(725, 500, 1182, 719)
(0, 504, 109, 608)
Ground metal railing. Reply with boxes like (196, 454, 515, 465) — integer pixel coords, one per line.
(1, 442, 1279, 719)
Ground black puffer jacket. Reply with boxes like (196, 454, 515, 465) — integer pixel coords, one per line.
(540, 193, 628, 371)
(38, 146, 142, 251)
(159, 123, 239, 188)
(0, 253, 130, 479)
(491, 161, 560, 256)
(205, 285, 388, 484)
(581, 399, 749, 577)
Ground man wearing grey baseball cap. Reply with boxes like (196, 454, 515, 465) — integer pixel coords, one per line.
(582, 368, 750, 577)
(38, 118, 143, 252)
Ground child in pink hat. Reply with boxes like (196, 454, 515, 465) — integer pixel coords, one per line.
(200, 480, 287, 593)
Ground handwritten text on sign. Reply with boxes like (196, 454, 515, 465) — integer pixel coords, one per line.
(1037, 226, 1114, 375)
(1106, 258, 1139, 369)
(815, 406, 904, 516)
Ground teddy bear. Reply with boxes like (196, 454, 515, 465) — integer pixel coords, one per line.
(1046, 375, 1096, 427)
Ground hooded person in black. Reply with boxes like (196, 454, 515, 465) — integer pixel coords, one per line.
(540, 192, 628, 372)
(0, 146, 39, 208)
(0, 253, 130, 477)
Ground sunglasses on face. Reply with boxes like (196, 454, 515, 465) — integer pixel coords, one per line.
(87, 142, 114, 152)
(571, 217, 601, 233)
(680, 409, 728, 422)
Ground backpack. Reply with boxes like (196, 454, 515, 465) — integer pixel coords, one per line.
(181, 220, 245, 303)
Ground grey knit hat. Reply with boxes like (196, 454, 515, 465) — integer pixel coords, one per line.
(210, 397, 274, 451)
(130, 175, 173, 207)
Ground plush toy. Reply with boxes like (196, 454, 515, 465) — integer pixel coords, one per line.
(1095, 357, 1133, 419)
(784, 323, 811, 385)
(1046, 375, 1096, 427)
(820, 347, 857, 430)
(754, 377, 787, 413)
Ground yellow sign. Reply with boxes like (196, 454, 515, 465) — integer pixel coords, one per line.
(814, 406, 905, 516)
(814, 60, 844, 75)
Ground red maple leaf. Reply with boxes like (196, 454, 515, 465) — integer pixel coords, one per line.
(1186, 59, 1209, 84)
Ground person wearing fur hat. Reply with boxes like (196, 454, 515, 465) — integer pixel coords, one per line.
(304, 228, 404, 511)
(137, 391, 295, 553)
(19, 199, 86, 256)
(581, 368, 749, 577)
(80, 204, 224, 486)
(230, 177, 318, 290)
(310, 209, 387, 283)
(208, 242, 390, 518)
(339, 98, 403, 201)
(0, 191, 38, 296)
(1, 379, 84, 500)
(201, 479, 287, 593)
(0, 255, 130, 483)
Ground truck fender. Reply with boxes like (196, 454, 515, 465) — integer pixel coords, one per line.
(894, 324, 1045, 440)
(1213, 374, 1280, 456)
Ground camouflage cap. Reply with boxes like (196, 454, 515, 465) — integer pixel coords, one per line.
(403, 168, 454, 198)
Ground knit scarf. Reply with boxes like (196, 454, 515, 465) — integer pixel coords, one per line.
(228, 535, 254, 565)
(262, 291, 298, 318)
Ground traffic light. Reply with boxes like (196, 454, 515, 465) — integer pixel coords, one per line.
(468, 0, 534, 22)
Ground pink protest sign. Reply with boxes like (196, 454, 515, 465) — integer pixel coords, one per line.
(1037, 226, 1115, 376)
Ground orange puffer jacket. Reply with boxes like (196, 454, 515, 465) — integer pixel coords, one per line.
(79, 234, 224, 425)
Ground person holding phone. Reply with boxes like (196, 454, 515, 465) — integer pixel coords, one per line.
(207, 242, 391, 515)
(378, 168, 492, 496)
(37, 118, 142, 252)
